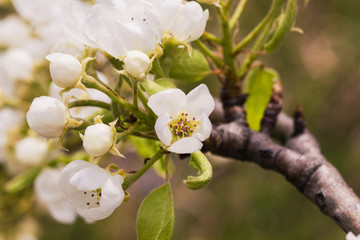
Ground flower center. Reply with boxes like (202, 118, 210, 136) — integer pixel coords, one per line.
(81, 188, 102, 209)
(168, 111, 200, 143)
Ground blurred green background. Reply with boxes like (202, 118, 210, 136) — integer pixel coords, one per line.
(3, 0, 360, 239)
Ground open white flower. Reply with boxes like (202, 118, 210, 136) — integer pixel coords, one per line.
(147, 84, 214, 154)
(46, 53, 82, 88)
(59, 160, 125, 222)
(15, 136, 48, 166)
(26, 96, 67, 138)
(35, 168, 77, 224)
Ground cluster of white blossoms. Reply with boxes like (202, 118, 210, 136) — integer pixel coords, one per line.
(0, 0, 214, 227)
(347, 232, 360, 240)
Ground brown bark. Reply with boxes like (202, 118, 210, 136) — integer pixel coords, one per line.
(204, 104, 360, 234)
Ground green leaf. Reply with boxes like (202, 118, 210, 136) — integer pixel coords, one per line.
(245, 66, 278, 131)
(5, 167, 42, 193)
(183, 151, 213, 190)
(264, 0, 297, 52)
(169, 48, 211, 82)
(140, 78, 176, 96)
(137, 183, 174, 240)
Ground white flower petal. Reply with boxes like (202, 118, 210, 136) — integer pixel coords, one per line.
(147, 88, 186, 116)
(183, 84, 214, 118)
(100, 175, 124, 211)
(47, 199, 77, 224)
(35, 168, 64, 202)
(69, 165, 109, 191)
(194, 113, 212, 141)
(77, 206, 113, 222)
(58, 160, 90, 192)
(154, 114, 172, 146)
(167, 137, 203, 154)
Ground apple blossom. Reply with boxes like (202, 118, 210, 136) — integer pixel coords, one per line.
(59, 160, 125, 222)
(35, 168, 77, 224)
(147, 84, 214, 154)
(26, 96, 67, 138)
(15, 137, 48, 166)
(123, 50, 151, 79)
(46, 53, 82, 88)
(2, 48, 34, 81)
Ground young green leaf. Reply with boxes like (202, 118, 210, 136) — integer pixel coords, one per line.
(140, 78, 176, 96)
(264, 0, 297, 52)
(183, 151, 212, 190)
(137, 183, 174, 240)
(245, 66, 278, 131)
(5, 167, 42, 193)
(169, 48, 211, 82)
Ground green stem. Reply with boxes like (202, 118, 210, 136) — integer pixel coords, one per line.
(68, 100, 111, 110)
(115, 121, 142, 143)
(133, 80, 139, 110)
(203, 32, 222, 44)
(194, 40, 223, 68)
(233, 0, 285, 55)
(152, 59, 166, 78)
(229, 0, 248, 30)
(81, 74, 148, 122)
(122, 149, 167, 190)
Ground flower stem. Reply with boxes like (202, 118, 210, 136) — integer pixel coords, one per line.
(152, 59, 166, 78)
(115, 121, 142, 143)
(229, 0, 248, 30)
(81, 73, 149, 122)
(203, 32, 222, 44)
(122, 149, 167, 190)
(68, 100, 111, 110)
(133, 80, 139, 110)
(233, 0, 285, 56)
(194, 40, 223, 68)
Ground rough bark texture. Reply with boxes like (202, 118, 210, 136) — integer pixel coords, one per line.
(204, 103, 360, 234)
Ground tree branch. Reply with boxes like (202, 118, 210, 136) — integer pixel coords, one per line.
(203, 105, 360, 234)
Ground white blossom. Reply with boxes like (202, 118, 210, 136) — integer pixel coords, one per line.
(35, 168, 77, 224)
(0, 15, 31, 47)
(26, 96, 67, 138)
(159, 0, 209, 42)
(124, 50, 151, 78)
(46, 53, 82, 88)
(147, 84, 214, 153)
(83, 124, 114, 157)
(59, 160, 125, 222)
(15, 137, 48, 166)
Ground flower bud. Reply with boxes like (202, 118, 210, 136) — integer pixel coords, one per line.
(46, 53, 82, 88)
(83, 124, 114, 157)
(123, 50, 151, 79)
(15, 136, 48, 165)
(26, 96, 67, 138)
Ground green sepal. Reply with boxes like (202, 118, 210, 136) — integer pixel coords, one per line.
(4, 167, 42, 193)
(264, 0, 297, 52)
(245, 66, 278, 131)
(140, 78, 175, 96)
(136, 183, 174, 240)
(183, 151, 213, 190)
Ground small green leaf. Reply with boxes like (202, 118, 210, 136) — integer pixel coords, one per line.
(128, 135, 159, 158)
(183, 151, 212, 190)
(5, 167, 42, 193)
(168, 47, 211, 83)
(137, 183, 174, 240)
(264, 0, 297, 52)
(245, 66, 278, 131)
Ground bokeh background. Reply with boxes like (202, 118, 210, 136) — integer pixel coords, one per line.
(2, 0, 360, 239)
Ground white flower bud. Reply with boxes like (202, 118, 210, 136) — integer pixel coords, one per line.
(83, 124, 114, 157)
(123, 50, 151, 79)
(2, 48, 34, 81)
(26, 96, 67, 138)
(15, 136, 48, 165)
(46, 53, 82, 88)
